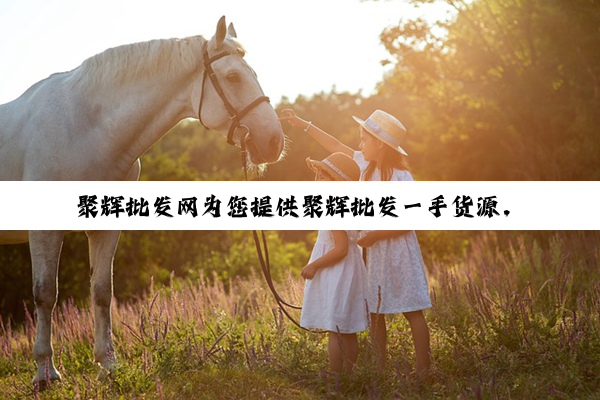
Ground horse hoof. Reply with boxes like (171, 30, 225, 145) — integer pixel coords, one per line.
(32, 370, 62, 391)
(99, 357, 117, 372)
(95, 356, 118, 380)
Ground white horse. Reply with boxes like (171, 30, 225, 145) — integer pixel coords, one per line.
(0, 230, 123, 386)
(0, 17, 283, 180)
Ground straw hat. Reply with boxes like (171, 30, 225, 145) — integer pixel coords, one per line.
(306, 152, 360, 181)
(352, 109, 408, 156)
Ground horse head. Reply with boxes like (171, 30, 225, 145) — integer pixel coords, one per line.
(198, 16, 285, 165)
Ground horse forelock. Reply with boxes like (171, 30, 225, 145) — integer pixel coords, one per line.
(227, 38, 246, 57)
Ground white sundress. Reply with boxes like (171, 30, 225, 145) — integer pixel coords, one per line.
(300, 230, 369, 333)
(361, 230, 432, 314)
(353, 151, 415, 181)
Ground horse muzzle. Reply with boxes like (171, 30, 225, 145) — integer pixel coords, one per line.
(237, 125, 283, 165)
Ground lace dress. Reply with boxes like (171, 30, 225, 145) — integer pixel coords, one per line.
(358, 230, 432, 313)
(300, 230, 368, 333)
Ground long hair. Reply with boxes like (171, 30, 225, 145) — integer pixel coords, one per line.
(364, 133, 411, 181)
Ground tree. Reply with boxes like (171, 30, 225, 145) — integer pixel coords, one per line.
(377, 0, 600, 180)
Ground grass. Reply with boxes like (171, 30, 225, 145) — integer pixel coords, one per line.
(1, 231, 599, 399)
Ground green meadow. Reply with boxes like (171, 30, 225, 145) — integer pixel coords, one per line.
(1, 231, 598, 399)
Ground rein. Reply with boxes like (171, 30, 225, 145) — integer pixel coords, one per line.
(197, 42, 253, 181)
(251, 230, 328, 334)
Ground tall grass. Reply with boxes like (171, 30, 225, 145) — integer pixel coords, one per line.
(1, 232, 599, 399)
(426, 232, 600, 398)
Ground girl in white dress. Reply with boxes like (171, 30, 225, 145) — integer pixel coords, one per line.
(279, 109, 414, 181)
(281, 109, 432, 378)
(358, 230, 431, 377)
(300, 152, 368, 374)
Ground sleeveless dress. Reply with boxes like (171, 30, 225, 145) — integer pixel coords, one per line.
(353, 151, 432, 314)
(353, 151, 414, 181)
(300, 230, 368, 333)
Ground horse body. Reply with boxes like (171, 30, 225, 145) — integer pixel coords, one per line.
(6, 229, 123, 385)
(1, 27, 283, 181)
(0, 70, 160, 181)
(0, 230, 29, 244)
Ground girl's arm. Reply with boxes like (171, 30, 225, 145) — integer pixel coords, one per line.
(305, 123, 355, 157)
(301, 231, 348, 279)
(357, 230, 410, 248)
(279, 109, 355, 157)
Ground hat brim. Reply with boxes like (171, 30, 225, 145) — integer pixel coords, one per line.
(352, 116, 408, 156)
(305, 157, 347, 181)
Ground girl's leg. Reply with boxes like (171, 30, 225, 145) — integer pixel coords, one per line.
(370, 313, 387, 370)
(328, 332, 342, 373)
(342, 334, 359, 373)
(403, 310, 431, 375)
(328, 332, 359, 373)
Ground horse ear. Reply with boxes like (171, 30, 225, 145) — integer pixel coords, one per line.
(215, 16, 227, 48)
(228, 23, 237, 38)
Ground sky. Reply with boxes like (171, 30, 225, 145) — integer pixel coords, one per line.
(0, 0, 454, 105)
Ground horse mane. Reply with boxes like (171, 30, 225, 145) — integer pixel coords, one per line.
(71, 35, 207, 91)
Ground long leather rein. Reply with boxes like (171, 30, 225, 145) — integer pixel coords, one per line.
(252, 230, 323, 333)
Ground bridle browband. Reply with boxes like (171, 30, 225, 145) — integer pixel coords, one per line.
(197, 40, 270, 146)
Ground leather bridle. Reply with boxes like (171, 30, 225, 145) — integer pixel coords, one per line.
(197, 40, 270, 147)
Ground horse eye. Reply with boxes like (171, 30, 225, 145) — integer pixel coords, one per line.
(226, 73, 241, 83)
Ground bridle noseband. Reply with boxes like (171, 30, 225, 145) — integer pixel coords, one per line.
(197, 40, 270, 147)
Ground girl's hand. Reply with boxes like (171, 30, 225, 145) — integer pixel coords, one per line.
(357, 231, 380, 248)
(301, 264, 319, 280)
(279, 109, 309, 129)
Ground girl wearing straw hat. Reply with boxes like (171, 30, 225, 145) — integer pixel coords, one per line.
(300, 230, 367, 373)
(280, 109, 412, 181)
(358, 230, 431, 378)
(280, 109, 432, 378)
(305, 152, 361, 183)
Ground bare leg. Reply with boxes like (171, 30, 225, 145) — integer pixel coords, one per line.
(30, 230, 64, 385)
(403, 310, 431, 375)
(342, 334, 359, 373)
(328, 332, 359, 374)
(87, 230, 121, 370)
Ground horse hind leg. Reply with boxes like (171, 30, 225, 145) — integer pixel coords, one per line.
(29, 230, 64, 386)
(87, 230, 121, 371)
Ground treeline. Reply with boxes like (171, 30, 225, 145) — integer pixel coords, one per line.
(0, 231, 313, 324)
(0, 229, 467, 323)
(135, 0, 600, 182)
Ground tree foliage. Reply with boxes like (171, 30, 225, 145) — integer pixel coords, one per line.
(375, 0, 600, 180)
(100, 0, 600, 181)
(0, 231, 311, 323)
(2, 229, 580, 323)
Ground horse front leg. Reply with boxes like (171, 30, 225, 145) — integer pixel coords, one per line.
(86, 230, 121, 371)
(29, 230, 65, 386)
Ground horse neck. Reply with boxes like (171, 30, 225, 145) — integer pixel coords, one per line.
(79, 37, 205, 170)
